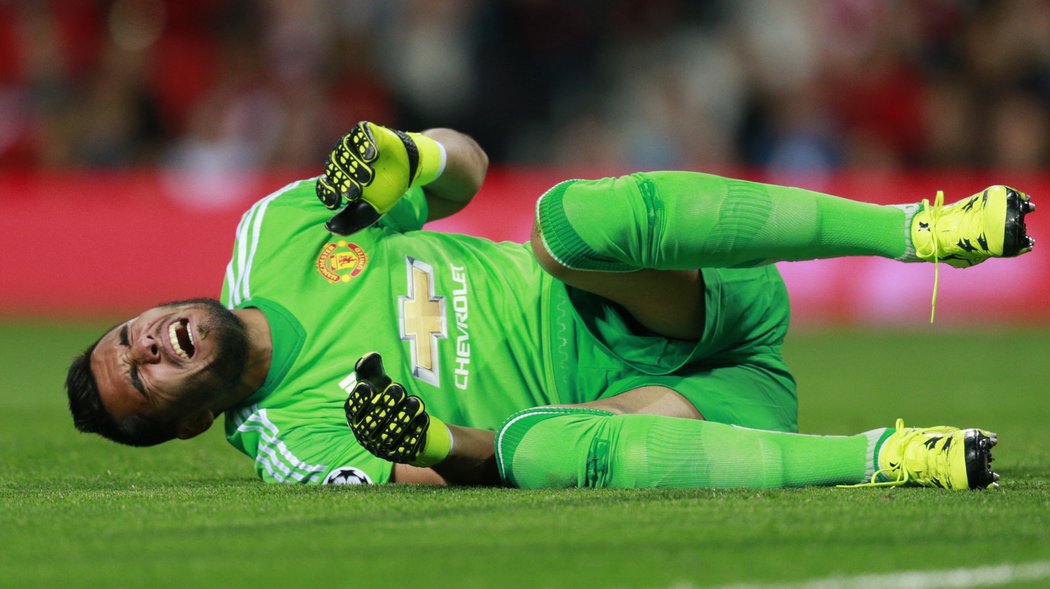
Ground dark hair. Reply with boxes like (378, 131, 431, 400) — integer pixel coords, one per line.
(65, 335, 177, 447)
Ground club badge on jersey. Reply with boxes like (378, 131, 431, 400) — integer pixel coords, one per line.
(316, 240, 369, 283)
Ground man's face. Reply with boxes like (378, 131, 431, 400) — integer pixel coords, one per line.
(90, 299, 249, 430)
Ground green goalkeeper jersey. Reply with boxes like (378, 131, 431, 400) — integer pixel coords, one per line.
(220, 179, 574, 484)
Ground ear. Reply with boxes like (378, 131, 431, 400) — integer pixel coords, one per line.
(176, 411, 215, 440)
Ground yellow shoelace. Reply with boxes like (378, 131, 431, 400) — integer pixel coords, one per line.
(921, 191, 945, 323)
(838, 418, 909, 489)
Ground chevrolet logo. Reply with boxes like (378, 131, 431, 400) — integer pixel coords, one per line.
(398, 258, 446, 386)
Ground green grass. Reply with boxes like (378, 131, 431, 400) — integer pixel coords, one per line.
(2, 322, 1049, 588)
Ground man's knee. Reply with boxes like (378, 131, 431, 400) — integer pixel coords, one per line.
(530, 222, 574, 281)
(495, 390, 701, 489)
(496, 407, 612, 489)
(532, 177, 641, 273)
(497, 406, 687, 489)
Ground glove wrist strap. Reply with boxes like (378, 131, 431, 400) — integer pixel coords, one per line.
(411, 415, 453, 467)
(406, 132, 447, 187)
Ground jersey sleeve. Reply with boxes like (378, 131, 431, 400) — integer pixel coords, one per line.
(227, 405, 394, 485)
(378, 186, 429, 233)
(220, 178, 319, 309)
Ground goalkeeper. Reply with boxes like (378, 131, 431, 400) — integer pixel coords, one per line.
(67, 122, 1034, 490)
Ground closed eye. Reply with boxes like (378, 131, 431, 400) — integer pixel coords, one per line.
(118, 323, 148, 398)
(130, 366, 147, 398)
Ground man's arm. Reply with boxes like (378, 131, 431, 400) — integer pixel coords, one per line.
(419, 128, 489, 222)
(346, 352, 501, 486)
(316, 123, 488, 234)
(390, 424, 499, 485)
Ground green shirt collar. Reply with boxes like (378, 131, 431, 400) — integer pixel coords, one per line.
(240, 297, 304, 405)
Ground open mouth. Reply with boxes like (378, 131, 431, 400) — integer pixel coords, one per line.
(169, 319, 196, 360)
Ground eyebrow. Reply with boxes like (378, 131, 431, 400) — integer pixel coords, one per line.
(118, 324, 148, 398)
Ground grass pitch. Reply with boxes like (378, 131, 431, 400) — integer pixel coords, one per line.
(1, 322, 1048, 588)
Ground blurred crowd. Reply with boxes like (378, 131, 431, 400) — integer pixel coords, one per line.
(1, 0, 1048, 173)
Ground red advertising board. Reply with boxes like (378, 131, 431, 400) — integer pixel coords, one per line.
(0, 168, 1046, 325)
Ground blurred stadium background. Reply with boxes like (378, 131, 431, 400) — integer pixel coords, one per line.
(2, 5, 1050, 587)
(0, 0, 1048, 325)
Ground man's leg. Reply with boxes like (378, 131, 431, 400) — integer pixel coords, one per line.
(497, 172, 1014, 491)
(536, 173, 1033, 272)
(495, 386, 883, 489)
(494, 387, 999, 490)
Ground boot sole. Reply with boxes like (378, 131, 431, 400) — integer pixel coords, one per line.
(964, 428, 999, 489)
(1002, 187, 1035, 257)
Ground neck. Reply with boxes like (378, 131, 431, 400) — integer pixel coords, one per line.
(223, 308, 272, 411)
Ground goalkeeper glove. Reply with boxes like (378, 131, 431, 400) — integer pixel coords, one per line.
(344, 352, 452, 467)
(315, 121, 446, 235)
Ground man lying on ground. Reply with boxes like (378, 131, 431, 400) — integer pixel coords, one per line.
(68, 122, 1034, 489)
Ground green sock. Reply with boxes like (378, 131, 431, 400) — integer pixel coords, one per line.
(496, 407, 887, 489)
(537, 172, 919, 271)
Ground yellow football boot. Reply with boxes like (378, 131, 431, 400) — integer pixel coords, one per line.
(913, 185, 1035, 268)
(851, 419, 999, 490)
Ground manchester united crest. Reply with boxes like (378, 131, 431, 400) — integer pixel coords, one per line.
(316, 240, 368, 283)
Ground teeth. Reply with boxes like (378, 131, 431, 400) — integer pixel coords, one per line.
(169, 322, 190, 360)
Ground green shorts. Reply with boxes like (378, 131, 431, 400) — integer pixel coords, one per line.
(552, 265, 797, 432)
